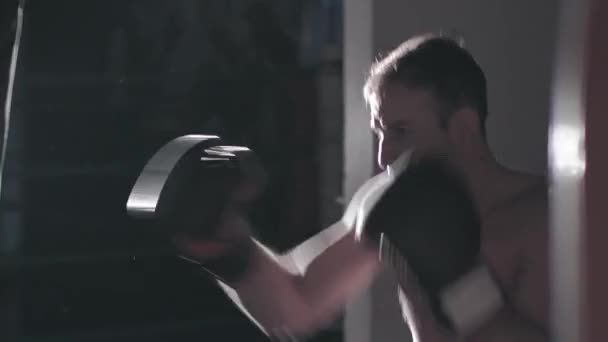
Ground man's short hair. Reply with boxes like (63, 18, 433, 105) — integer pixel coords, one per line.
(363, 33, 488, 134)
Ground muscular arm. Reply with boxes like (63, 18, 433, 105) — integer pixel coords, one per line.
(218, 172, 393, 337)
(221, 226, 381, 337)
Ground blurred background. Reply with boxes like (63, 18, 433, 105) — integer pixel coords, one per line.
(0, 1, 344, 341)
(1, 0, 605, 342)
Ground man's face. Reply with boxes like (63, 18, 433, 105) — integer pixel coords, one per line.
(370, 83, 451, 170)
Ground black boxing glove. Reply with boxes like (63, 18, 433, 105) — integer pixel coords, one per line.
(172, 209, 256, 285)
(127, 135, 265, 284)
(362, 156, 504, 336)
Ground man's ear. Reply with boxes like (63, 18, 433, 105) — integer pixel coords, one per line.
(447, 107, 481, 148)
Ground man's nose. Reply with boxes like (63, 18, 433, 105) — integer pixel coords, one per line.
(378, 139, 399, 170)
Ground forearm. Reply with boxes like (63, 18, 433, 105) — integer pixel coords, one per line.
(224, 242, 310, 333)
(216, 171, 391, 337)
(224, 230, 381, 336)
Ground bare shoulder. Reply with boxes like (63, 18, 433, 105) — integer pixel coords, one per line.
(484, 175, 548, 242)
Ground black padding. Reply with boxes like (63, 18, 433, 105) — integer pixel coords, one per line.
(155, 146, 239, 236)
(367, 158, 480, 289)
(364, 157, 481, 331)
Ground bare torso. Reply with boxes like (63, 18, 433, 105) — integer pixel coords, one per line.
(480, 177, 549, 328)
(396, 174, 549, 336)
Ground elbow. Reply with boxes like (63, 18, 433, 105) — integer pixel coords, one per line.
(273, 305, 339, 340)
(263, 278, 339, 339)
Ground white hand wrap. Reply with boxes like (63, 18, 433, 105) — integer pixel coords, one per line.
(439, 265, 504, 336)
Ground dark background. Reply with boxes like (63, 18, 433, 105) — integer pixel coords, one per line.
(0, 1, 344, 341)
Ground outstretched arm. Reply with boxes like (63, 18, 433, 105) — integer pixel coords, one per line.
(176, 170, 394, 338)
(217, 170, 399, 337)
(217, 225, 381, 338)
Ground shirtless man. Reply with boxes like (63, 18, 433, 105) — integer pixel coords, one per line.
(174, 34, 549, 341)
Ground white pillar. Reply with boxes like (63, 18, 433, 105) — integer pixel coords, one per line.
(343, 1, 374, 340)
(343, 1, 560, 341)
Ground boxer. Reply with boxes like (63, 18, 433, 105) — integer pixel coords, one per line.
(164, 34, 549, 341)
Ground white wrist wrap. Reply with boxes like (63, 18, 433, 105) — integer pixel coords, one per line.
(439, 265, 504, 336)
